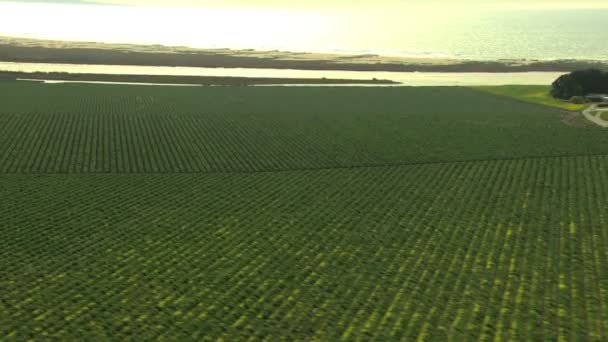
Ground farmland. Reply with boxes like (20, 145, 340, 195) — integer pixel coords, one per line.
(1, 82, 608, 173)
(1, 81, 608, 340)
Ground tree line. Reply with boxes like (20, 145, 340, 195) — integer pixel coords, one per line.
(551, 69, 608, 100)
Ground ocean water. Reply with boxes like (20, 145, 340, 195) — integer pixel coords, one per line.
(0, 2, 606, 61)
(416, 9, 608, 60)
(325, 9, 608, 60)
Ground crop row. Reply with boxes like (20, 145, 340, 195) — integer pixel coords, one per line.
(2, 155, 608, 339)
(2, 82, 608, 173)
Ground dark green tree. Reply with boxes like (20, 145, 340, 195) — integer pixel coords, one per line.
(551, 69, 608, 100)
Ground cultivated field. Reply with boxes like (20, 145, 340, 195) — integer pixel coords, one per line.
(1, 82, 607, 173)
(1, 81, 608, 340)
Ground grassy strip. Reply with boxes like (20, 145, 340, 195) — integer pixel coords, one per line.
(473, 85, 587, 111)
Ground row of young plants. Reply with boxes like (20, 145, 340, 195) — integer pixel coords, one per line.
(2, 155, 608, 339)
(3, 82, 608, 173)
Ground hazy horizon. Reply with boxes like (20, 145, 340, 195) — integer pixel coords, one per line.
(4, 0, 608, 9)
(1, 0, 607, 60)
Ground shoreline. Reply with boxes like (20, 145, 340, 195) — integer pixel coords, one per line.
(1, 36, 607, 74)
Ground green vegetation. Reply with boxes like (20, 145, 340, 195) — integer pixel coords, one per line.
(0, 82, 607, 173)
(2, 81, 608, 340)
(551, 69, 608, 100)
(474, 85, 588, 111)
(601, 111, 608, 121)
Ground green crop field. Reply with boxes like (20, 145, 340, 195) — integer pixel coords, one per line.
(0, 82, 606, 173)
(1, 81, 608, 340)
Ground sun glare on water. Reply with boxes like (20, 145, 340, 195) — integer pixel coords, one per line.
(3, 1, 605, 59)
(0, 1, 338, 51)
(0, 1, 460, 55)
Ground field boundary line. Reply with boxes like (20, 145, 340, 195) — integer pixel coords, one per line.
(1, 152, 608, 176)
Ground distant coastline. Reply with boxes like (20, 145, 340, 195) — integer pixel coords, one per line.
(1, 36, 607, 74)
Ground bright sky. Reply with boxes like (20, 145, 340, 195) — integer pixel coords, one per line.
(4, 0, 608, 9)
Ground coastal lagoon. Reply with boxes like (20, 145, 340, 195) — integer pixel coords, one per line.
(0, 62, 566, 86)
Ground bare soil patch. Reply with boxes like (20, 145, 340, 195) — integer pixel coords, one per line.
(561, 111, 593, 128)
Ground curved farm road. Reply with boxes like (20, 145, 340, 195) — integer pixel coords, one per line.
(582, 104, 608, 128)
